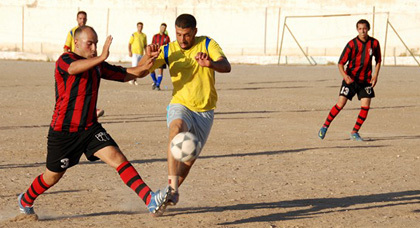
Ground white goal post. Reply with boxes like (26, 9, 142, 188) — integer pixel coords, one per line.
(277, 9, 420, 67)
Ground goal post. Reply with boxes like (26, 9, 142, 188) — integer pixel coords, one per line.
(277, 10, 419, 67)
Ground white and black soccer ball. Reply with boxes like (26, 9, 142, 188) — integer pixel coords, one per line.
(170, 132, 201, 162)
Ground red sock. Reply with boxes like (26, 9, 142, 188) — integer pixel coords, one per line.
(21, 174, 51, 207)
(323, 104, 342, 128)
(353, 106, 369, 132)
(117, 161, 152, 205)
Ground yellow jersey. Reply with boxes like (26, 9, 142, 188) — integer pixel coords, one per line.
(150, 36, 226, 112)
(64, 26, 78, 52)
(129, 32, 147, 55)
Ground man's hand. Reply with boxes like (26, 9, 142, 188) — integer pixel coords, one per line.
(100, 35, 113, 61)
(145, 44, 161, 59)
(195, 52, 212, 68)
(371, 75, 378, 88)
(129, 51, 132, 57)
(125, 44, 161, 80)
(344, 75, 354, 84)
(140, 57, 155, 70)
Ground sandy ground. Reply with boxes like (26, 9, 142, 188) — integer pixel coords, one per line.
(0, 60, 419, 228)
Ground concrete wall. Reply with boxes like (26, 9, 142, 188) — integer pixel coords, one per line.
(0, 0, 419, 64)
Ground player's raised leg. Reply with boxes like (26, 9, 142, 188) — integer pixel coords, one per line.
(167, 118, 191, 204)
(166, 104, 214, 208)
(94, 146, 170, 215)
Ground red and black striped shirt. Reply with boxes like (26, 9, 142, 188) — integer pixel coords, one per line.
(338, 36, 381, 84)
(51, 52, 127, 132)
(152, 33, 170, 47)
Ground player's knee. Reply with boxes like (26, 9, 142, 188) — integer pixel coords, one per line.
(169, 119, 188, 135)
(337, 98, 347, 108)
(44, 169, 66, 186)
(106, 150, 126, 162)
(95, 147, 127, 168)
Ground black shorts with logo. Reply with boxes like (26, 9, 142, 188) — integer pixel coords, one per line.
(339, 80, 375, 101)
(46, 123, 118, 172)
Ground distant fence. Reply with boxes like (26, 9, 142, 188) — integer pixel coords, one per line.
(0, 3, 419, 65)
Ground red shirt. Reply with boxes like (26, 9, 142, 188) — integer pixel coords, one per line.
(51, 52, 126, 132)
(152, 33, 170, 47)
(338, 36, 381, 84)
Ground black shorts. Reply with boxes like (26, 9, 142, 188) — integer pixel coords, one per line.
(339, 80, 375, 101)
(46, 123, 118, 172)
(158, 64, 167, 69)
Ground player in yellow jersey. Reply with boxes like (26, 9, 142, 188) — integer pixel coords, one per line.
(143, 14, 231, 215)
(63, 11, 87, 53)
(63, 11, 104, 118)
(128, 22, 147, 85)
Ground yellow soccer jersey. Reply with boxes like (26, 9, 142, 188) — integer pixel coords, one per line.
(129, 32, 147, 55)
(64, 26, 78, 52)
(150, 36, 226, 112)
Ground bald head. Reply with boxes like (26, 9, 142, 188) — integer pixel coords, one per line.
(74, 26, 97, 40)
(74, 26, 99, 58)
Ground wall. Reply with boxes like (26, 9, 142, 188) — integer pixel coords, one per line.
(0, 0, 419, 64)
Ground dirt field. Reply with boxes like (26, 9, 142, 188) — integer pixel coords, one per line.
(0, 60, 419, 227)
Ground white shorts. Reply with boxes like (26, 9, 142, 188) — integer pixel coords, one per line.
(131, 54, 143, 67)
(166, 103, 214, 149)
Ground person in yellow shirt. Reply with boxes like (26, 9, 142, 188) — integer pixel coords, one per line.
(63, 11, 87, 53)
(63, 11, 104, 118)
(128, 22, 147, 85)
(143, 14, 231, 215)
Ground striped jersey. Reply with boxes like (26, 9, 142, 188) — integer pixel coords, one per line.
(152, 33, 170, 47)
(338, 36, 381, 84)
(51, 52, 127, 132)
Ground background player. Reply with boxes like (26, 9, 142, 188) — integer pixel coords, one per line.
(18, 26, 169, 218)
(318, 19, 381, 141)
(128, 22, 147, 85)
(63, 11, 87, 53)
(150, 23, 170, 91)
(145, 14, 231, 215)
(63, 11, 104, 117)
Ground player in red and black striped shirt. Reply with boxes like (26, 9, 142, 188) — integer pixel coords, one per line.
(18, 26, 170, 217)
(150, 23, 170, 90)
(318, 19, 381, 141)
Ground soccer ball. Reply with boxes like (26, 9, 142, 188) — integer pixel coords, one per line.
(170, 132, 201, 162)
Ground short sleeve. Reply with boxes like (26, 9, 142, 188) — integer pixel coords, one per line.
(338, 42, 352, 65)
(207, 39, 226, 61)
(129, 34, 134, 44)
(64, 31, 72, 49)
(57, 53, 78, 74)
(374, 40, 382, 63)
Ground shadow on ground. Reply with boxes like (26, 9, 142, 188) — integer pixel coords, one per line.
(167, 190, 420, 225)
